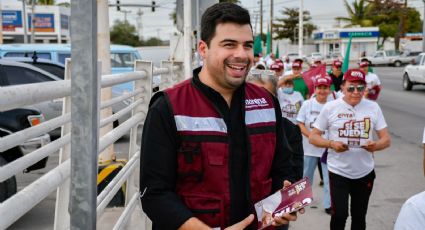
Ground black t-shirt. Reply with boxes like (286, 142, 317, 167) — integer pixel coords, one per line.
(330, 72, 344, 92)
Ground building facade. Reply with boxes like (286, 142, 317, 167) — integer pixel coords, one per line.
(1, 1, 70, 44)
(313, 27, 379, 60)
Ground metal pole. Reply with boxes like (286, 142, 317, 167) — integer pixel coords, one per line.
(97, 0, 115, 164)
(70, 0, 99, 228)
(298, 0, 303, 57)
(270, 0, 273, 55)
(260, 0, 263, 39)
(31, 0, 35, 43)
(22, 0, 28, 43)
(184, 0, 192, 78)
(423, 0, 425, 52)
(0, 2, 3, 44)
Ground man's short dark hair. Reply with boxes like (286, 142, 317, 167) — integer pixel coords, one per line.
(201, 2, 252, 46)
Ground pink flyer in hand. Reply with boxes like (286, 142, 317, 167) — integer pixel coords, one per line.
(254, 177, 313, 229)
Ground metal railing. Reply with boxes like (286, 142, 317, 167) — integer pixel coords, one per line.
(0, 59, 184, 229)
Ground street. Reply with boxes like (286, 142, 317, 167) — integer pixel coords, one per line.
(7, 66, 425, 230)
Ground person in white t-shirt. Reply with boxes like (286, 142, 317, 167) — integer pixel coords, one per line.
(393, 127, 425, 230)
(359, 61, 381, 101)
(297, 74, 333, 214)
(277, 77, 304, 125)
(309, 68, 391, 230)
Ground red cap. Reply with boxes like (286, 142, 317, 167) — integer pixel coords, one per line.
(292, 62, 302, 69)
(333, 60, 342, 67)
(275, 58, 283, 63)
(359, 61, 369, 68)
(270, 63, 282, 71)
(314, 75, 332, 87)
(343, 69, 366, 84)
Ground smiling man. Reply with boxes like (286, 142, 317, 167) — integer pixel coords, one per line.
(139, 3, 299, 230)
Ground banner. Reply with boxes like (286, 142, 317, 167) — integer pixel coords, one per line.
(2, 10, 23, 31)
(28, 13, 55, 32)
(302, 64, 327, 94)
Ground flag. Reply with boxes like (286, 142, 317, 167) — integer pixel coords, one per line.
(266, 29, 271, 55)
(275, 42, 280, 58)
(254, 34, 263, 55)
(302, 64, 327, 95)
(342, 34, 352, 73)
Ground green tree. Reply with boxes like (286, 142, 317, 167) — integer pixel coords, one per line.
(141, 37, 164, 46)
(36, 0, 55, 5)
(110, 20, 142, 47)
(273, 7, 317, 44)
(335, 0, 373, 27)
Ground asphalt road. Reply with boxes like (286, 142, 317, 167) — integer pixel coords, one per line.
(7, 66, 425, 230)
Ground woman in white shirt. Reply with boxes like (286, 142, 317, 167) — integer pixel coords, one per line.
(297, 75, 333, 214)
(309, 69, 391, 230)
(277, 77, 304, 125)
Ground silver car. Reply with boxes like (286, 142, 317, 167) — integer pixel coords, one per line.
(0, 59, 130, 138)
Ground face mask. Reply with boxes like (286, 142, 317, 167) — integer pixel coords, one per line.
(282, 87, 294, 94)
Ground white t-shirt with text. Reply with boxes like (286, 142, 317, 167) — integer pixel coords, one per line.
(313, 97, 387, 179)
(365, 72, 381, 89)
(277, 89, 304, 125)
(394, 191, 425, 230)
(297, 98, 327, 157)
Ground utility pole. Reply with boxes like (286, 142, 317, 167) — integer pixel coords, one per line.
(22, 0, 28, 43)
(137, 8, 143, 41)
(253, 10, 259, 35)
(298, 0, 303, 57)
(0, 2, 3, 44)
(260, 0, 263, 39)
(270, 0, 273, 54)
(423, 0, 425, 52)
(121, 9, 131, 23)
(31, 0, 36, 43)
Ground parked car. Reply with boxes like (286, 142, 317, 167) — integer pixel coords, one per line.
(0, 59, 130, 138)
(324, 52, 343, 65)
(305, 52, 324, 65)
(402, 52, 425, 91)
(0, 59, 63, 138)
(0, 108, 50, 202)
(363, 50, 412, 67)
(286, 53, 302, 62)
(1, 56, 65, 79)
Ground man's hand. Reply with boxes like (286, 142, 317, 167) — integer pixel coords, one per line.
(330, 141, 348, 153)
(362, 140, 376, 152)
(224, 214, 254, 230)
(271, 180, 305, 226)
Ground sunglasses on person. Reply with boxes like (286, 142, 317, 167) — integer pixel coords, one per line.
(346, 84, 366, 93)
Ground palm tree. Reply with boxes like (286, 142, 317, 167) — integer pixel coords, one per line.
(335, 0, 373, 27)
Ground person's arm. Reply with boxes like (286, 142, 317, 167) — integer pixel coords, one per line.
(298, 122, 310, 138)
(309, 105, 348, 152)
(362, 128, 391, 152)
(309, 128, 348, 153)
(282, 117, 304, 181)
(140, 95, 195, 230)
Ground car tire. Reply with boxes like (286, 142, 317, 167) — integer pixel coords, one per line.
(0, 155, 17, 202)
(394, 61, 401, 67)
(403, 73, 413, 91)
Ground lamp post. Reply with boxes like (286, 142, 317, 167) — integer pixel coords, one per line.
(298, 0, 303, 57)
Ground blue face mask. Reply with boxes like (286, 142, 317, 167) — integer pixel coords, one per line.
(282, 87, 294, 94)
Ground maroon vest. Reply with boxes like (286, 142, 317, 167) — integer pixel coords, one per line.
(165, 79, 277, 228)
